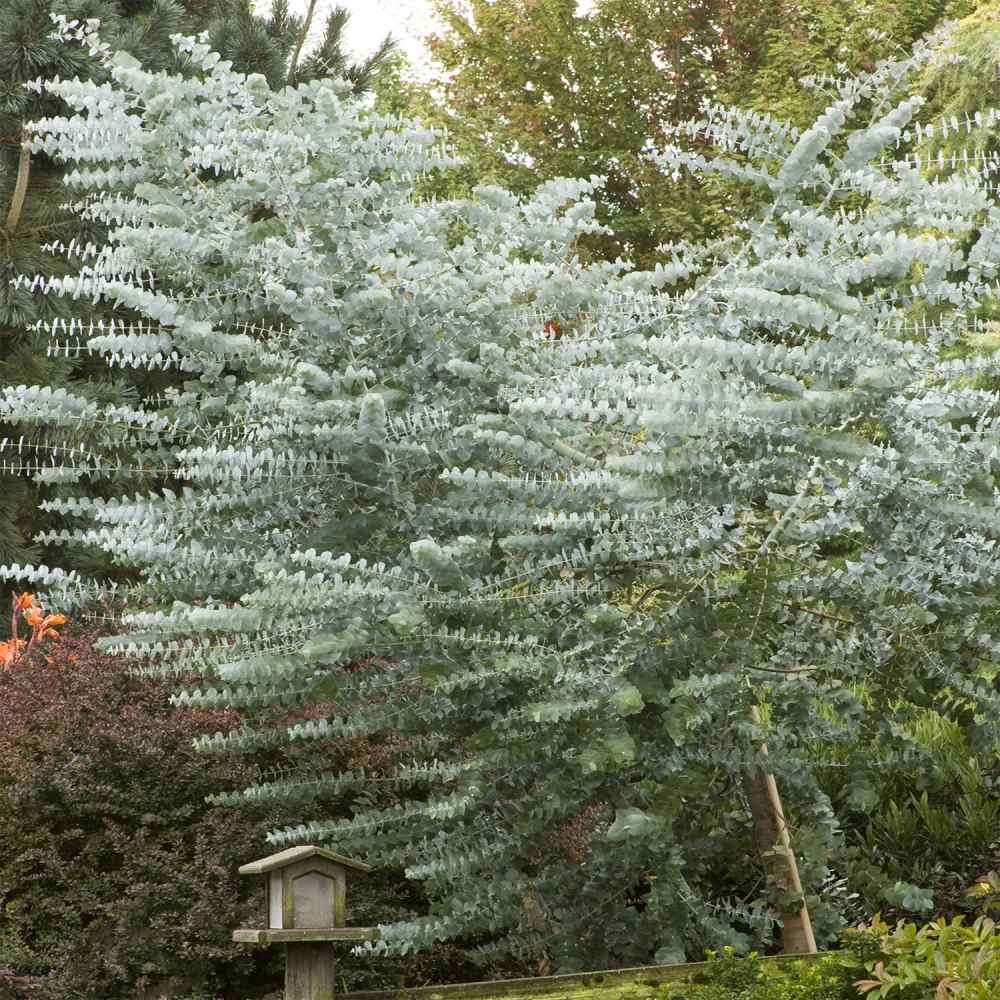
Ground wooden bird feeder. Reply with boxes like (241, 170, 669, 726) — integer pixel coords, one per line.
(233, 846, 378, 1000)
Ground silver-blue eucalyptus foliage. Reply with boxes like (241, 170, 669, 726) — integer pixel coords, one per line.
(3, 18, 1000, 971)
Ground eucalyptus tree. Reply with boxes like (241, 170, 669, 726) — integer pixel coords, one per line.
(390, 28, 1000, 960)
(4, 19, 1000, 973)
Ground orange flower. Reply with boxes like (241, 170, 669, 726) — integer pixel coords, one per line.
(35, 614, 66, 640)
(5, 594, 70, 667)
(0, 638, 26, 668)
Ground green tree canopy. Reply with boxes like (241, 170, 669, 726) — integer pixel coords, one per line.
(426, 0, 779, 260)
(736, 0, 972, 125)
(421, 0, 978, 262)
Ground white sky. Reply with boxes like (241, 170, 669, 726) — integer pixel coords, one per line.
(288, 0, 597, 79)
(304, 0, 443, 77)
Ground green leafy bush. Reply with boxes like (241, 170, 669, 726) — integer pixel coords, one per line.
(817, 708, 1000, 923)
(853, 915, 1000, 999)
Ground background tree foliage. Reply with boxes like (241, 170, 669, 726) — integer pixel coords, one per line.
(734, 0, 972, 124)
(425, 0, 779, 260)
(419, 0, 982, 262)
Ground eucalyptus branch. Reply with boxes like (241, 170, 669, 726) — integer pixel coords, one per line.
(781, 601, 854, 626)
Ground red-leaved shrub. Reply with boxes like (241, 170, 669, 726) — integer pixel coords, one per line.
(0, 629, 278, 1000)
(0, 630, 492, 999)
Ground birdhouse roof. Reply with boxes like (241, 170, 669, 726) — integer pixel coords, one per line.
(238, 845, 373, 875)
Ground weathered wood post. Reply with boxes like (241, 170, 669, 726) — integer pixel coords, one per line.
(745, 705, 817, 955)
(233, 846, 378, 1000)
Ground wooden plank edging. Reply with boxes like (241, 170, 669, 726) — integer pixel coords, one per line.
(342, 951, 834, 1000)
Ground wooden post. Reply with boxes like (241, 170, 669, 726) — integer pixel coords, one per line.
(286, 943, 336, 1000)
(233, 846, 377, 1000)
(746, 706, 817, 955)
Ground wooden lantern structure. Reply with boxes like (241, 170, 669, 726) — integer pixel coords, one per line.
(233, 846, 378, 1000)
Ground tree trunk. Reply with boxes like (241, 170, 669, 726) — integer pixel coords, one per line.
(287, 0, 319, 85)
(4, 134, 31, 235)
(744, 707, 817, 955)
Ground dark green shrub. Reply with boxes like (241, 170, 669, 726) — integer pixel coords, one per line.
(816, 708, 1000, 924)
